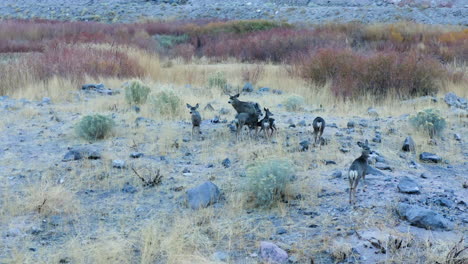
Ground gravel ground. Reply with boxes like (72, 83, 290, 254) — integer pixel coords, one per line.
(0, 0, 467, 24)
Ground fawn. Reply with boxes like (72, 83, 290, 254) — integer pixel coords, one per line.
(348, 140, 372, 205)
(258, 108, 277, 138)
(312, 117, 325, 147)
(186, 103, 201, 138)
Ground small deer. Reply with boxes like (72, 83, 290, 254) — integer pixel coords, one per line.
(312, 117, 325, 148)
(235, 112, 258, 140)
(348, 140, 372, 205)
(258, 108, 277, 138)
(186, 103, 201, 139)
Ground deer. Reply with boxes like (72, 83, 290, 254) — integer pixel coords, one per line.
(258, 108, 277, 138)
(227, 93, 262, 117)
(312, 117, 325, 148)
(186, 103, 201, 139)
(235, 112, 259, 140)
(348, 140, 372, 205)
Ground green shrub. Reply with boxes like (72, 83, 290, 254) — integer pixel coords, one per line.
(208, 72, 227, 90)
(154, 34, 189, 49)
(246, 158, 295, 208)
(76, 114, 115, 141)
(124, 80, 151, 105)
(150, 90, 182, 117)
(410, 109, 446, 138)
(283, 95, 305, 111)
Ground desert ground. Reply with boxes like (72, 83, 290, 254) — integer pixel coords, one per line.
(0, 13, 467, 264)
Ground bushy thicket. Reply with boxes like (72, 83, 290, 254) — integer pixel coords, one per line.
(76, 114, 115, 141)
(125, 80, 151, 105)
(246, 158, 295, 208)
(410, 109, 446, 138)
(207, 72, 227, 90)
(284, 95, 305, 111)
(150, 91, 182, 117)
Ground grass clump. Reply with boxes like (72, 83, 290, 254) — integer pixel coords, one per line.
(76, 114, 115, 141)
(208, 71, 227, 90)
(246, 158, 295, 208)
(150, 90, 182, 117)
(284, 94, 305, 111)
(124, 80, 151, 105)
(154, 34, 189, 49)
(410, 109, 446, 138)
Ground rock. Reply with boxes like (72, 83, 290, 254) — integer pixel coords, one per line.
(297, 120, 307, 127)
(454, 133, 461, 141)
(62, 150, 82, 161)
(434, 198, 454, 208)
(339, 147, 349, 153)
(242, 82, 254, 92)
(299, 140, 310, 151)
(272, 89, 283, 95)
(122, 182, 137, 193)
(366, 165, 385, 176)
(228, 123, 236, 132)
(186, 181, 221, 209)
(211, 116, 220, 124)
(324, 160, 336, 165)
(260, 241, 288, 264)
(331, 170, 342, 178)
(420, 173, 428, 179)
(204, 103, 215, 111)
(402, 136, 415, 152)
(396, 203, 453, 231)
(419, 152, 442, 163)
(219, 108, 230, 115)
(372, 136, 382, 143)
(367, 107, 379, 117)
(42, 97, 51, 105)
(258, 87, 270, 92)
(359, 119, 368, 127)
(212, 251, 229, 262)
(444, 92, 467, 109)
(222, 158, 231, 168)
(81, 83, 115, 95)
(130, 152, 144, 158)
(375, 162, 392, 171)
(276, 227, 287, 235)
(347, 121, 355, 128)
(112, 160, 126, 169)
(398, 176, 420, 194)
(132, 105, 140, 113)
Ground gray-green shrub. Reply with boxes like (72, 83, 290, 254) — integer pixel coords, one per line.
(208, 72, 227, 90)
(150, 90, 182, 117)
(246, 158, 295, 208)
(410, 109, 446, 138)
(283, 94, 305, 111)
(76, 114, 115, 141)
(125, 80, 151, 105)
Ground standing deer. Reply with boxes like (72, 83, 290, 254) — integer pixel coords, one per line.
(235, 112, 259, 140)
(227, 93, 262, 117)
(348, 140, 372, 205)
(258, 108, 277, 138)
(186, 103, 201, 139)
(312, 117, 325, 148)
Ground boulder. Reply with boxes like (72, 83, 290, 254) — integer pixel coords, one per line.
(260, 241, 288, 264)
(397, 176, 420, 194)
(242, 82, 254, 93)
(402, 136, 415, 152)
(186, 181, 221, 209)
(397, 203, 453, 231)
(419, 152, 442, 163)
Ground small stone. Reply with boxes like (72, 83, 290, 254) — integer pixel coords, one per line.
(325, 160, 336, 165)
(219, 108, 230, 115)
(131, 105, 140, 113)
(122, 182, 137, 193)
(112, 160, 126, 169)
(222, 158, 231, 168)
(347, 121, 355, 128)
(375, 162, 392, 171)
(242, 82, 254, 92)
(182, 168, 190, 173)
(259, 87, 270, 92)
(62, 150, 82, 161)
(260, 241, 288, 264)
(276, 227, 287, 235)
(398, 176, 420, 194)
(454, 133, 461, 141)
(367, 107, 379, 117)
(339, 147, 350, 153)
(402, 136, 415, 152)
(42, 97, 51, 104)
(331, 170, 342, 178)
(420, 173, 428, 179)
(299, 140, 310, 151)
(297, 120, 307, 127)
(130, 152, 144, 158)
(434, 198, 454, 208)
(419, 152, 442, 163)
(211, 116, 220, 124)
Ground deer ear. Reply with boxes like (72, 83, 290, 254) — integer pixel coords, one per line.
(235, 93, 240, 98)
(195, 103, 199, 108)
(357, 141, 363, 147)
(264, 107, 267, 111)
(365, 139, 369, 145)
(186, 103, 191, 109)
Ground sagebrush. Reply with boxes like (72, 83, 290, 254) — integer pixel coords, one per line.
(150, 91, 182, 117)
(208, 72, 227, 90)
(125, 80, 151, 105)
(284, 95, 305, 111)
(410, 109, 446, 138)
(246, 158, 295, 208)
(76, 114, 115, 141)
